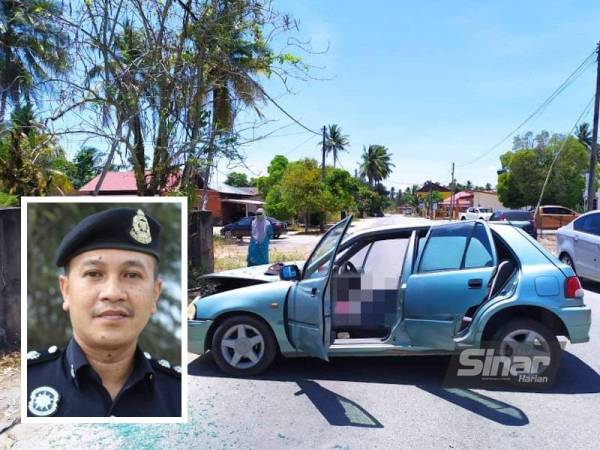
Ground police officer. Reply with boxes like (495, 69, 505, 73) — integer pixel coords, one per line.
(27, 207, 181, 417)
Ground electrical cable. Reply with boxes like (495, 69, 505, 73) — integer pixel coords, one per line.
(459, 50, 596, 167)
(534, 95, 595, 212)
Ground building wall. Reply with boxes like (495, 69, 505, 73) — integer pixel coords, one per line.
(0, 208, 20, 349)
(472, 192, 504, 210)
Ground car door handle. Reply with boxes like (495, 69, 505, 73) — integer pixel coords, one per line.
(468, 279, 483, 289)
(301, 286, 318, 297)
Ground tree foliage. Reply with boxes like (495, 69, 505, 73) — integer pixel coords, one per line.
(0, 104, 73, 198)
(0, 0, 69, 121)
(359, 144, 395, 187)
(225, 171, 250, 187)
(497, 132, 588, 209)
(320, 124, 350, 168)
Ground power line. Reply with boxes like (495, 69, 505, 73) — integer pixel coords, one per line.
(535, 95, 595, 211)
(284, 133, 320, 156)
(459, 49, 596, 167)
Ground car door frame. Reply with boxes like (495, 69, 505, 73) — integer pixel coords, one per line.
(402, 220, 498, 350)
(286, 216, 352, 360)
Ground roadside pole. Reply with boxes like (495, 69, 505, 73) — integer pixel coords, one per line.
(320, 125, 326, 232)
(450, 162, 456, 220)
(587, 41, 600, 211)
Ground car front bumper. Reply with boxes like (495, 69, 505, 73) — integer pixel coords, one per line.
(188, 319, 213, 354)
(559, 305, 591, 343)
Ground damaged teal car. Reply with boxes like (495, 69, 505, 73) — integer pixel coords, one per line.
(188, 217, 591, 376)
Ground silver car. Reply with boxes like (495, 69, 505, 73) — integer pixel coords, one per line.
(557, 210, 600, 282)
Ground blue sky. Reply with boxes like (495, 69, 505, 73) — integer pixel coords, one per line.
(217, 0, 600, 191)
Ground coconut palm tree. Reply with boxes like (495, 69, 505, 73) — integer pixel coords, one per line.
(359, 144, 395, 187)
(576, 122, 592, 149)
(0, 0, 69, 121)
(320, 124, 350, 168)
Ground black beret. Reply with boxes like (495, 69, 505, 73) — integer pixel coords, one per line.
(54, 208, 161, 267)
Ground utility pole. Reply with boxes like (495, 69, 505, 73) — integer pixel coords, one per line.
(320, 125, 327, 232)
(450, 162, 456, 220)
(321, 125, 327, 181)
(587, 41, 600, 211)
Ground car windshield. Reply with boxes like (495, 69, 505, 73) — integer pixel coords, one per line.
(479, 208, 492, 213)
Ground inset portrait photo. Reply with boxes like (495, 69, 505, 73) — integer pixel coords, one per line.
(21, 197, 187, 423)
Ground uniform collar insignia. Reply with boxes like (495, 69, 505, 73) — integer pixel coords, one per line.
(130, 209, 152, 244)
(28, 386, 60, 416)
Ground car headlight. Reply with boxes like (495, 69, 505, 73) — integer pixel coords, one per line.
(187, 303, 197, 320)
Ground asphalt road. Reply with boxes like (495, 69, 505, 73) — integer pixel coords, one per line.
(183, 284, 599, 450)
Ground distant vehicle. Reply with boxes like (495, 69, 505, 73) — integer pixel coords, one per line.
(488, 210, 537, 239)
(534, 205, 578, 230)
(459, 207, 493, 221)
(556, 210, 600, 282)
(220, 216, 288, 239)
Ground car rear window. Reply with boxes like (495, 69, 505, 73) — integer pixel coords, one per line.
(504, 211, 531, 220)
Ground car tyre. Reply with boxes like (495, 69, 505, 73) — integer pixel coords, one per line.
(491, 319, 561, 380)
(211, 315, 277, 376)
(224, 230, 232, 240)
(273, 234, 280, 239)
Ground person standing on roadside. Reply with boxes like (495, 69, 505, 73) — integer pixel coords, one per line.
(247, 208, 273, 267)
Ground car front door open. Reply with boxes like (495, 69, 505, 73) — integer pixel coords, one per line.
(287, 216, 352, 360)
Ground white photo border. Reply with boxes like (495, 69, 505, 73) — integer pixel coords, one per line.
(20, 196, 188, 424)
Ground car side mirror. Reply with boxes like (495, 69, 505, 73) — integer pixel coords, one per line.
(280, 264, 301, 281)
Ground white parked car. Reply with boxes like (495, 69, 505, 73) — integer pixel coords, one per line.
(557, 210, 600, 282)
(459, 207, 493, 221)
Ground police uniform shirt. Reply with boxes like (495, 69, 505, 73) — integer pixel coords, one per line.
(27, 339, 181, 417)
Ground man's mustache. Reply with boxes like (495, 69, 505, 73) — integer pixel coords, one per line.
(91, 306, 134, 318)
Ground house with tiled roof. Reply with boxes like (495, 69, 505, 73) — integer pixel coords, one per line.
(79, 171, 263, 224)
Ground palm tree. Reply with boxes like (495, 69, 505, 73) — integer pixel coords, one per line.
(359, 144, 395, 187)
(576, 122, 592, 149)
(0, 0, 69, 121)
(320, 124, 350, 168)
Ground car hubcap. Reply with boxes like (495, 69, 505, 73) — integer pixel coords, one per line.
(561, 255, 572, 267)
(498, 329, 551, 374)
(221, 324, 265, 369)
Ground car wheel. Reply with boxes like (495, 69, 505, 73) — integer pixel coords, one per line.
(491, 319, 561, 379)
(211, 315, 277, 376)
(224, 230, 232, 239)
(273, 234, 280, 239)
(460, 217, 466, 220)
(560, 253, 577, 274)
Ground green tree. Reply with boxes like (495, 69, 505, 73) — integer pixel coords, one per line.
(66, 147, 105, 189)
(264, 184, 294, 221)
(225, 171, 250, 187)
(280, 158, 324, 232)
(359, 144, 395, 187)
(0, 104, 72, 199)
(497, 134, 588, 209)
(256, 155, 289, 198)
(0, 0, 69, 121)
(324, 167, 359, 218)
(320, 124, 350, 168)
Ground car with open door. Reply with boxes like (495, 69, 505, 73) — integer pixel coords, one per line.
(188, 217, 591, 377)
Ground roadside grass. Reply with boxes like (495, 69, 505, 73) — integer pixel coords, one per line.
(0, 352, 20, 374)
(213, 236, 310, 271)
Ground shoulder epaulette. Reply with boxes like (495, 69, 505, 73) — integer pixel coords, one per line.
(150, 358, 182, 379)
(26, 346, 62, 366)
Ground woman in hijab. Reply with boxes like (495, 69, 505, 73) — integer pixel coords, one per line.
(247, 208, 273, 266)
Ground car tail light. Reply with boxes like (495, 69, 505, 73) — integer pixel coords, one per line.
(565, 276, 584, 299)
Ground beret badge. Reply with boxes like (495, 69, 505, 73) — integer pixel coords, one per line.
(129, 209, 153, 244)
